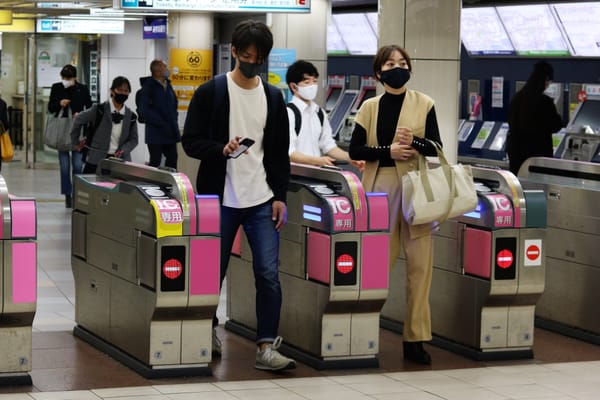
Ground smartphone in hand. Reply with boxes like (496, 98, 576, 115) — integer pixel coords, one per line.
(228, 138, 255, 159)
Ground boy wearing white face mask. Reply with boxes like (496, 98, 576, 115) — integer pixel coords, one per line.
(286, 60, 364, 169)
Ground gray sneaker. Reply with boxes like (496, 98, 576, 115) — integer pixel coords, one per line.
(212, 328, 222, 357)
(255, 336, 296, 371)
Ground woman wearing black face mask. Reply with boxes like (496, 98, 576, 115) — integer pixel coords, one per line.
(69, 76, 139, 174)
(349, 45, 443, 365)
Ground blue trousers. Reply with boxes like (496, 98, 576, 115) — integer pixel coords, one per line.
(58, 150, 82, 195)
(219, 200, 282, 344)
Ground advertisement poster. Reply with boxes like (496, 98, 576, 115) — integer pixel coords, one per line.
(169, 48, 213, 112)
(491, 76, 504, 108)
(267, 48, 296, 92)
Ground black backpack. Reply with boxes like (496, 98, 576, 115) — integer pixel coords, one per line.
(286, 102, 324, 136)
(135, 88, 146, 124)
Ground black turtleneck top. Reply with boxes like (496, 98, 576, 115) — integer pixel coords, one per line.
(349, 91, 442, 167)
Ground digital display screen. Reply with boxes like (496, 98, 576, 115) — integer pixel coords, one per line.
(329, 91, 359, 137)
(327, 18, 348, 55)
(461, 7, 515, 56)
(325, 87, 342, 111)
(366, 12, 378, 36)
(332, 13, 378, 55)
(553, 3, 600, 57)
(569, 99, 600, 132)
(496, 4, 569, 56)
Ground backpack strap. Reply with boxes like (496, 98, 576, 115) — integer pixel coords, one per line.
(287, 102, 325, 136)
(286, 102, 301, 136)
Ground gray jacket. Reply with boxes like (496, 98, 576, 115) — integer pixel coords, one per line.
(70, 102, 138, 165)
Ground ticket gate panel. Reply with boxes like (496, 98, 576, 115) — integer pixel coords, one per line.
(72, 211, 86, 259)
(279, 222, 305, 280)
(480, 306, 509, 349)
(507, 305, 535, 348)
(10, 200, 36, 238)
(464, 228, 492, 279)
(181, 319, 211, 363)
(87, 232, 136, 283)
(360, 234, 388, 292)
(545, 227, 599, 268)
(432, 220, 461, 275)
(189, 237, 220, 301)
(350, 312, 379, 355)
(322, 314, 351, 357)
(537, 257, 600, 333)
(149, 321, 182, 365)
(73, 257, 111, 338)
(307, 230, 330, 284)
(517, 229, 545, 295)
(226, 256, 256, 332)
(137, 233, 156, 289)
(0, 327, 32, 372)
(6, 241, 37, 313)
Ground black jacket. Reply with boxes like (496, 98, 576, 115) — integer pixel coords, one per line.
(507, 89, 563, 174)
(48, 81, 92, 116)
(182, 75, 290, 204)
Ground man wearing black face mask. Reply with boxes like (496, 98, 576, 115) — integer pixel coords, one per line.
(70, 76, 138, 174)
(182, 20, 294, 372)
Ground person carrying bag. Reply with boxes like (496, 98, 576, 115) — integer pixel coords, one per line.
(44, 107, 74, 151)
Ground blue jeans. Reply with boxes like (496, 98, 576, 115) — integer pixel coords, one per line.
(220, 200, 282, 344)
(58, 150, 82, 195)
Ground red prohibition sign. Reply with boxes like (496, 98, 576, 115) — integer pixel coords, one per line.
(496, 249, 513, 269)
(336, 254, 354, 274)
(526, 245, 540, 261)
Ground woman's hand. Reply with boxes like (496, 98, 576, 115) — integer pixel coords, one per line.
(395, 126, 413, 146)
(390, 143, 417, 161)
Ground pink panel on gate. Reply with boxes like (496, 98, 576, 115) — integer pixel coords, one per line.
(12, 242, 37, 303)
(307, 231, 331, 284)
(190, 238, 220, 295)
(231, 228, 242, 256)
(464, 228, 491, 279)
(93, 182, 117, 189)
(196, 195, 220, 235)
(361, 234, 389, 289)
(10, 200, 36, 238)
(366, 193, 389, 232)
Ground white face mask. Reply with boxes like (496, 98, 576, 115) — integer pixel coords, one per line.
(62, 79, 75, 88)
(296, 83, 318, 101)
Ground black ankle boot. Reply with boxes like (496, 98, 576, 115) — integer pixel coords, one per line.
(65, 195, 72, 209)
(403, 341, 432, 365)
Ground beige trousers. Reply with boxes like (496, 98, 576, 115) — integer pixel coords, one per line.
(373, 167, 433, 342)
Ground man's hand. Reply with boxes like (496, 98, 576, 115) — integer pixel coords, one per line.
(60, 99, 71, 108)
(350, 160, 366, 171)
(223, 136, 243, 158)
(272, 201, 287, 232)
(315, 156, 336, 166)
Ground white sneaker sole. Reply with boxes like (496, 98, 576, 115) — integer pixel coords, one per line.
(254, 360, 297, 371)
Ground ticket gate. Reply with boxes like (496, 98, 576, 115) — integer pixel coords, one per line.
(518, 157, 600, 345)
(71, 159, 220, 378)
(381, 167, 546, 360)
(0, 175, 36, 385)
(225, 163, 389, 369)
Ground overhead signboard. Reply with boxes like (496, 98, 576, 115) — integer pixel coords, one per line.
(553, 2, 600, 57)
(37, 19, 125, 34)
(332, 13, 377, 55)
(461, 7, 515, 56)
(496, 4, 569, 56)
(120, 0, 310, 13)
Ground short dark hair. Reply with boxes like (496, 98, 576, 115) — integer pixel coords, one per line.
(150, 59, 165, 75)
(110, 76, 131, 92)
(286, 60, 319, 87)
(60, 64, 77, 79)
(372, 45, 412, 79)
(524, 61, 554, 94)
(231, 20, 273, 63)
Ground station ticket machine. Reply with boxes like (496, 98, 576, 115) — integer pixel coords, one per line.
(381, 167, 547, 360)
(71, 159, 220, 378)
(0, 175, 36, 385)
(225, 163, 389, 369)
(518, 157, 600, 345)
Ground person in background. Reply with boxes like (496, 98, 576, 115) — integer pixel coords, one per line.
(138, 59, 179, 169)
(0, 96, 8, 172)
(349, 44, 442, 365)
(285, 60, 364, 170)
(182, 20, 295, 372)
(48, 64, 92, 208)
(506, 61, 563, 175)
(70, 76, 138, 174)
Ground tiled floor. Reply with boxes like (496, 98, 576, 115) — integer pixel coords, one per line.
(0, 159, 599, 399)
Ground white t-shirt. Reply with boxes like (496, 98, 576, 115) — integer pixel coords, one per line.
(222, 72, 272, 208)
(287, 95, 336, 157)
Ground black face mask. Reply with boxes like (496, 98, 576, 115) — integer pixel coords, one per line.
(379, 67, 411, 89)
(113, 93, 129, 105)
(239, 60, 262, 79)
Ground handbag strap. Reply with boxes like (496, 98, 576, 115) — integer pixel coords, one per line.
(417, 140, 456, 224)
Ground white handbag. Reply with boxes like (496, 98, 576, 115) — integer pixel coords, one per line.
(402, 142, 477, 225)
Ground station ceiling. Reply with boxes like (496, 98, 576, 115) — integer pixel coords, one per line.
(0, 0, 595, 18)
